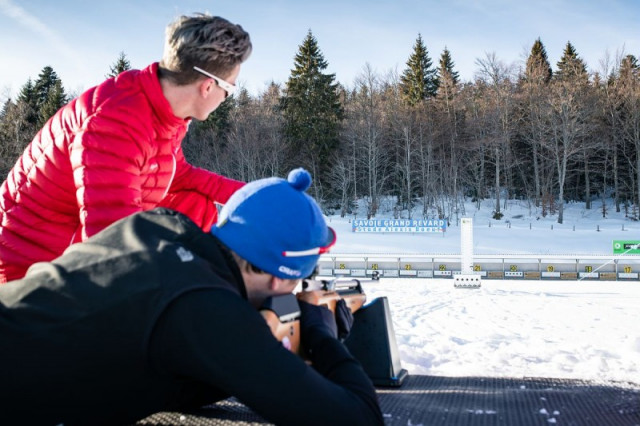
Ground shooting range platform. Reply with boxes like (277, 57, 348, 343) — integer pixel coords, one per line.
(136, 374, 639, 426)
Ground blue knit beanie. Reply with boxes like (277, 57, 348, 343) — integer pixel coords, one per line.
(211, 168, 336, 279)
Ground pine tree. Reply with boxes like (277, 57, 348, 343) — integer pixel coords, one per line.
(618, 54, 639, 82)
(525, 38, 552, 83)
(438, 48, 459, 85)
(555, 42, 588, 82)
(34, 66, 61, 108)
(520, 38, 553, 208)
(0, 98, 11, 119)
(281, 30, 343, 197)
(436, 47, 460, 100)
(434, 47, 462, 217)
(400, 34, 437, 106)
(16, 78, 38, 125)
(38, 80, 67, 127)
(32, 66, 67, 127)
(547, 41, 592, 223)
(107, 51, 132, 78)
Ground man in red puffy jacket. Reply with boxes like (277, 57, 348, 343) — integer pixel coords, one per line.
(0, 14, 252, 283)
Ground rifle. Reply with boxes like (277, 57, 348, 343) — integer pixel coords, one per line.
(260, 292, 301, 352)
(297, 278, 367, 315)
(260, 278, 368, 355)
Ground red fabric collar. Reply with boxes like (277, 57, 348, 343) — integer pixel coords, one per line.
(139, 63, 190, 139)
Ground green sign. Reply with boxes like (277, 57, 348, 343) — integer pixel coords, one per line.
(613, 240, 640, 254)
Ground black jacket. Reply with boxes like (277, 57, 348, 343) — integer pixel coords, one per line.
(0, 208, 382, 426)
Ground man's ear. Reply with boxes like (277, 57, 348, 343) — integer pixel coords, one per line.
(269, 276, 280, 291)
(198, 79, 212, 98)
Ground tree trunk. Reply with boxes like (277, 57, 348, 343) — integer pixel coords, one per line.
(494, 145, 501, 215)
(584, 151, 591, 209)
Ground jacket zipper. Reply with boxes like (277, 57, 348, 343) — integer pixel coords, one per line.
(162, 153, 177, 199)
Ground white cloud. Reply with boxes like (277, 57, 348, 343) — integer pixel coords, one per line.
(0, 0, 84, 70)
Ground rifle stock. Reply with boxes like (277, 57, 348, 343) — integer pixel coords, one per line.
(260, 293, 301, 353)
(260, 279, 368, 356)
(296, 278, 367, 314)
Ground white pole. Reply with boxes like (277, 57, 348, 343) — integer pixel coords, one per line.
(455, 217, 481, 288)
(460, 218, 474, 274)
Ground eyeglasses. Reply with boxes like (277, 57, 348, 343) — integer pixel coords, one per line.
(282, 227, 337, 257)
(193, 66, 237, 98)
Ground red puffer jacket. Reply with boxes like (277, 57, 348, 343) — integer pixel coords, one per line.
(0, 63, 243, 283)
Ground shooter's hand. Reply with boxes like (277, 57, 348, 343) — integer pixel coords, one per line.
(335, 299, 354, 341)
(298, 301, 337, 357)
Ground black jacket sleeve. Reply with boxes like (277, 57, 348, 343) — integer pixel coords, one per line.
(149, 289, 383, 426)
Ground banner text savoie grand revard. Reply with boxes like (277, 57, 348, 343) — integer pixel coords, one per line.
(352, 219, 447, 233)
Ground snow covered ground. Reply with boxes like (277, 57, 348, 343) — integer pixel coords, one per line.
(364, 279, 639, 385)
(328, 199, 640, 385)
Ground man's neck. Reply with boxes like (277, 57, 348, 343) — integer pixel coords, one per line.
(159, 77, 195, 120)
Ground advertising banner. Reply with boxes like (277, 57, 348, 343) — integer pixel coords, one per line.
(352, 219, 447, 233)
(613, 240, 640, 254)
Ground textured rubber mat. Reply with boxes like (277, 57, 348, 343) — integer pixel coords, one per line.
(136, 375, 640, 426)
(377, 375, 639, 426)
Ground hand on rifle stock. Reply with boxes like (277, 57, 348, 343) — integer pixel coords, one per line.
(297, 278, 365, 341)
(260, 279, 367, 357)
(335, 299, 354, 340)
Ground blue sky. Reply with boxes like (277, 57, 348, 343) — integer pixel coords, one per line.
(1, 0, 639, 101)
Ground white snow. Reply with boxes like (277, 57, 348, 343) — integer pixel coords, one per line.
(329, 198, 640, 385)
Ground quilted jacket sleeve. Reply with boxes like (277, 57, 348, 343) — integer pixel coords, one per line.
(70, 112, 148, 240)
(159, 145, 244, 232)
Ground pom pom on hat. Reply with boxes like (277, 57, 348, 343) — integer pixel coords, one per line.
(211, 168, 335, 279)
(288, 168, 312, 191)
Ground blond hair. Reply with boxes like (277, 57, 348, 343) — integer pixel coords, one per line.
(159, 13, 252, 85)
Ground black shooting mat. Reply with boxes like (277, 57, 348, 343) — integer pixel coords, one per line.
(135, 375, 640, 426)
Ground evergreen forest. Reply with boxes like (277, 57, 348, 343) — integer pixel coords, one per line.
(2, 34, 640, 224)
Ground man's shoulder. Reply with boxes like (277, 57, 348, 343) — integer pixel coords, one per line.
(99, 74, 152, 116)
(86, 64, 183, 141)
(73, 208, 200, 254)
(69, 72, 153, 144)
(117, 208, 201, 239)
